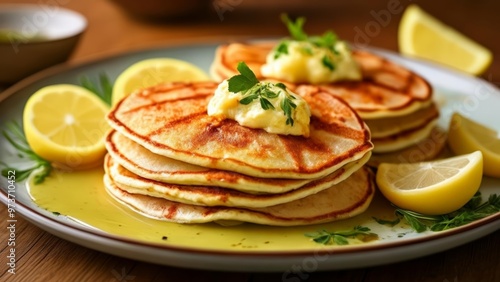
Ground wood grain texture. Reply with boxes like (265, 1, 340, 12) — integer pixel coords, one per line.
(1, 0, 499, 281)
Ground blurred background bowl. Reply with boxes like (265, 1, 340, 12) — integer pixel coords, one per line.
(109, 0, 208, 20)
(0, 4, 87, 85)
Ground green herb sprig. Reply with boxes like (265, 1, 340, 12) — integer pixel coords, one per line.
(80, 73, 113, 106)
(305, 225, 378, 245)
(1, 121, 51, 184)
(277, 14, 340, 70)
(228, 62, 297, 126)
(375, 192, 500, 233)
(282, 14, 338, 51)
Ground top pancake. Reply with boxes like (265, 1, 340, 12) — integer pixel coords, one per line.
(211, 42, 433, 119)
(107, 82, 373, 179)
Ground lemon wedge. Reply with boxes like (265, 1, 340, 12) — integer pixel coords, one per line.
(448, 113, 500, 178)
(112, 58, 210, 105)
(23, 84, 109, 169)
(398, 4, 492, 75)
(376, 151, 483, 215)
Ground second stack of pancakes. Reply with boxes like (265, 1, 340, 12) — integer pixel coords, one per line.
(211, 43, 446, 166)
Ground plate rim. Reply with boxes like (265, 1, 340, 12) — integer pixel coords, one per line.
(1, 189, 499, 272)
(1, 41, 499, 270)
(1, 188, 499, 257)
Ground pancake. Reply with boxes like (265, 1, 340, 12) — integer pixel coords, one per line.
(371, 121, 438, 153)
(364, 102, 439, 139)
(105, 152, 371, 208)
(106, 130, 313, 193)
(107, 82, 373, 179)
(210, 42, 275, 82)
(211, 43, 433, 119)
(104, 166, 375, 226)
(368, 127, 448, 167)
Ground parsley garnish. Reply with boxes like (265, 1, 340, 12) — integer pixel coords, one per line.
(277, 14, 340, 70)
(80, 73, 113, 106)
(375, 192, 500, 233)
(281, 14, 338, 51)
(309, 30, 339, 54)
(1, 121, 52, 184)
(228, 61, 259, 92)
(372, 217, 400, 227)
(282, 14, 308, 41)
(321, 55, 335, 71)
(274, 41, 289, 59)
(228, 62, 297, 126)
(305, 225, 378, 245)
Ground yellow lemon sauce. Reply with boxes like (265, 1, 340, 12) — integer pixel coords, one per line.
(28, 168, 400, 251)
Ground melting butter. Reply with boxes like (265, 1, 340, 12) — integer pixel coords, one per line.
(207, 80, 311, 137)
(26, 168, 389, 251)
(261, 40, 362, 84)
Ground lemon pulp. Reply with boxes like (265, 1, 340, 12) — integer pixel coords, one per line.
(448, 113, 500, 178)
(398, 4, 492, 75)
(23, 84, 109, 169)
(376, 151, 483, 215)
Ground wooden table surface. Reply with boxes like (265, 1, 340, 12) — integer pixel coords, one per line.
(1, 0, 499, 281)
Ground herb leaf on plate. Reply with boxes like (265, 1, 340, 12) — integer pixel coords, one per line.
(376, 192, 500, 233)
(1, 121, 52, 184)
(305, 225, 378, 245)
(80, 72, 113, 106)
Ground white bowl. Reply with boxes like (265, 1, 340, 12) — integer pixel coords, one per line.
(0, 4, 87, 85)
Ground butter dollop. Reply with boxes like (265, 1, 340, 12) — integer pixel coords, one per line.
(207, 80, 311, 137)
(261, 40, 362, 84)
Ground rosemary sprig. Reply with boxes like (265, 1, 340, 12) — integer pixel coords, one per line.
(375, 192, 500, 233)
(80, 73, 113, 106)
(305, 225, 378, 245)
(1, 121, 51, 184)
(228, 62, 297, 126)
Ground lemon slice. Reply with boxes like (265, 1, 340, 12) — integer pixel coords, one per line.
(23, 84, 109, 169)
(448, 113, 500, 178)
(398, 4, 492, 75)
(376, 151, 483, 215)
(112, 58, 210, 105)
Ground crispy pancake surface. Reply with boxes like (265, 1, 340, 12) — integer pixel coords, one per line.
(364, 102, 439, 139)
(211, 43, 433, 119)
(105, 152, 371, 208)
(104, 165, 375, 226)
(371, 120, 438, 153)
(106, 130, 313, 193)
(367, 127, 448, 167)
(107, 82, 373, 179)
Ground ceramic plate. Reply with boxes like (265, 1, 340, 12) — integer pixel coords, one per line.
(0, 43, 499, 272)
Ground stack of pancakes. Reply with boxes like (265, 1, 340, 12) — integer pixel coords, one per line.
(211, 43, 447, 166)
(104, 82, 375, 226)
